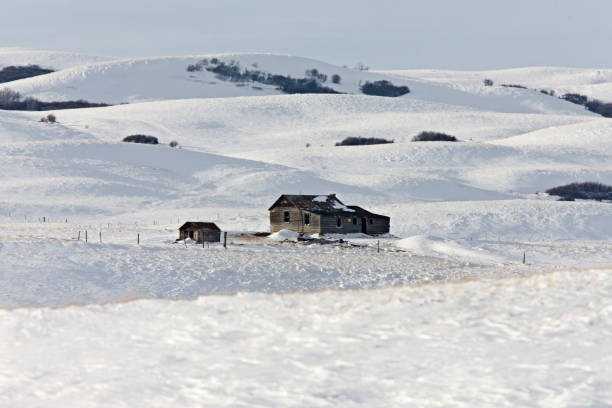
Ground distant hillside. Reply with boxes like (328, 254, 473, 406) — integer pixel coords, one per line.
(0, 47, 111, 70)
(383, 66, 612, 103)
(3, 53, 591, 115)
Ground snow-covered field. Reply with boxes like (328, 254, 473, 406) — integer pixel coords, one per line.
(3, 269, 612, 407)
(1, 48, 612, 406)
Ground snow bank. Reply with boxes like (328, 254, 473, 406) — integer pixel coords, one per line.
(268, 229, 299, 242)
(397, 235, 510, 264)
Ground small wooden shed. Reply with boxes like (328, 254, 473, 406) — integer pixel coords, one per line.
(178, 222, 221, 243)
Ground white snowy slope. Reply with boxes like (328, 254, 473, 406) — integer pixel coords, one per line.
(2, 97, 612, 238)
(2, 269, 612, 407)
(0, 47, 111, 70)
(2, 90, 610, 240)
(2, 53, 592, 116)
(383, 66, 612, 102)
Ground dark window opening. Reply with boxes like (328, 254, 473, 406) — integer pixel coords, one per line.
(369, 219, 373, 224)
(304, 213, 310, 225)
(352, 218, 357, 225)
(284, 211, 290, 222)
(336, 216, 342, 227)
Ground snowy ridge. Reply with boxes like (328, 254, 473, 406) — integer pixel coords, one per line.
(0, 52, 591, 116)
(0, 47, 112, 70)
(383, 66, 612, 102)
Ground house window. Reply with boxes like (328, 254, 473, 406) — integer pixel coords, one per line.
(352, 218, 357, 225)
(336, 216, 342, 227)
(369, 218, 373, 225)
(284, 211, 290, 222)
(304, 213, 310, 225)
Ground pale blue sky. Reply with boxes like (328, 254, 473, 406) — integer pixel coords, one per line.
(3, 0, 611, 69)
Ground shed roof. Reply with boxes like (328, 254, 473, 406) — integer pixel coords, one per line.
(269, 194, 389, 219)
(179, 221, 220, 231)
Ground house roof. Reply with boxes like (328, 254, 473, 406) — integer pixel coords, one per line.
(179, 221, 220, 231)
(347, 205, 390, 220)
(269, 194, 389, 219)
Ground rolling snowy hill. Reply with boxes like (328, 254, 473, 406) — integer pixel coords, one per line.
(1, 52, 593, 117)
(0, 47, 112, 70)
(2, 48, 612, 407)
(383, 66, 612, 102)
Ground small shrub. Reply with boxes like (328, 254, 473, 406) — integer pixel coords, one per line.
(500, 84, 527, 89)
(169, 141, 178, 148)
(0, 65, 54, 83)
(122, 134, 159, 144)
(0, 88, 109, 111)
(46, 113, 56, 123)
(186, 64, 202, 72)
(585, 99, 612, 118)
(0, 88, 21, 108)
(545, 182, 612, 201)
(412, 131, 458, 142)
(335, 137, 393, 146)
(562, 93, 588, 106)
(332, 74, 341, 84)
(361, 80, 410, 97)
(200, 60, 340, 94)
(483, 79, 493, 86)
(305, 68, 327, 83)
(279, 78, 339, 94)
(558, 93, 612, 117)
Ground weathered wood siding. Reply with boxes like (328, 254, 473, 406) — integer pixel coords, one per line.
(270, 208, 321, 234)
(195, 229, 221, 243)
(180, 228, 220, 242)
(364, 217, 390, 235)
(319, 214, 389, 235)
(270, 207, 389, 235)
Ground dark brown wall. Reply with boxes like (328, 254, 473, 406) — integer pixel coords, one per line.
(196, 229, 221, 243)
(270, 207, 321, 234)
(179, 228, 221, 242)
(320, 214, 389, 235)
(271, 208, 389, 235)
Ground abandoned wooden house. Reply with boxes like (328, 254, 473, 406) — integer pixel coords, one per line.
(178, 222, 221, 243)
(269, 194, 390, 235)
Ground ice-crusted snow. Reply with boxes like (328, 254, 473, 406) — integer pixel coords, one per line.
(1, 49, 612, 407)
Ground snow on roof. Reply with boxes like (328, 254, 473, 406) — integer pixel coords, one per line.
(269, 194, 387, 217)
(332, 200, 355, 212)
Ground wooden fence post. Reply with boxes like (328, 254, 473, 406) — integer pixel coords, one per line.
(377, 240, 380, 253)
(223, 232, 227, 249)
(99, 231, 102, 243)
(85, 230, 88, 242)
(137, 233, 140, 245)
(523, 251, 526, 264)
(77, 231, 81, 241)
